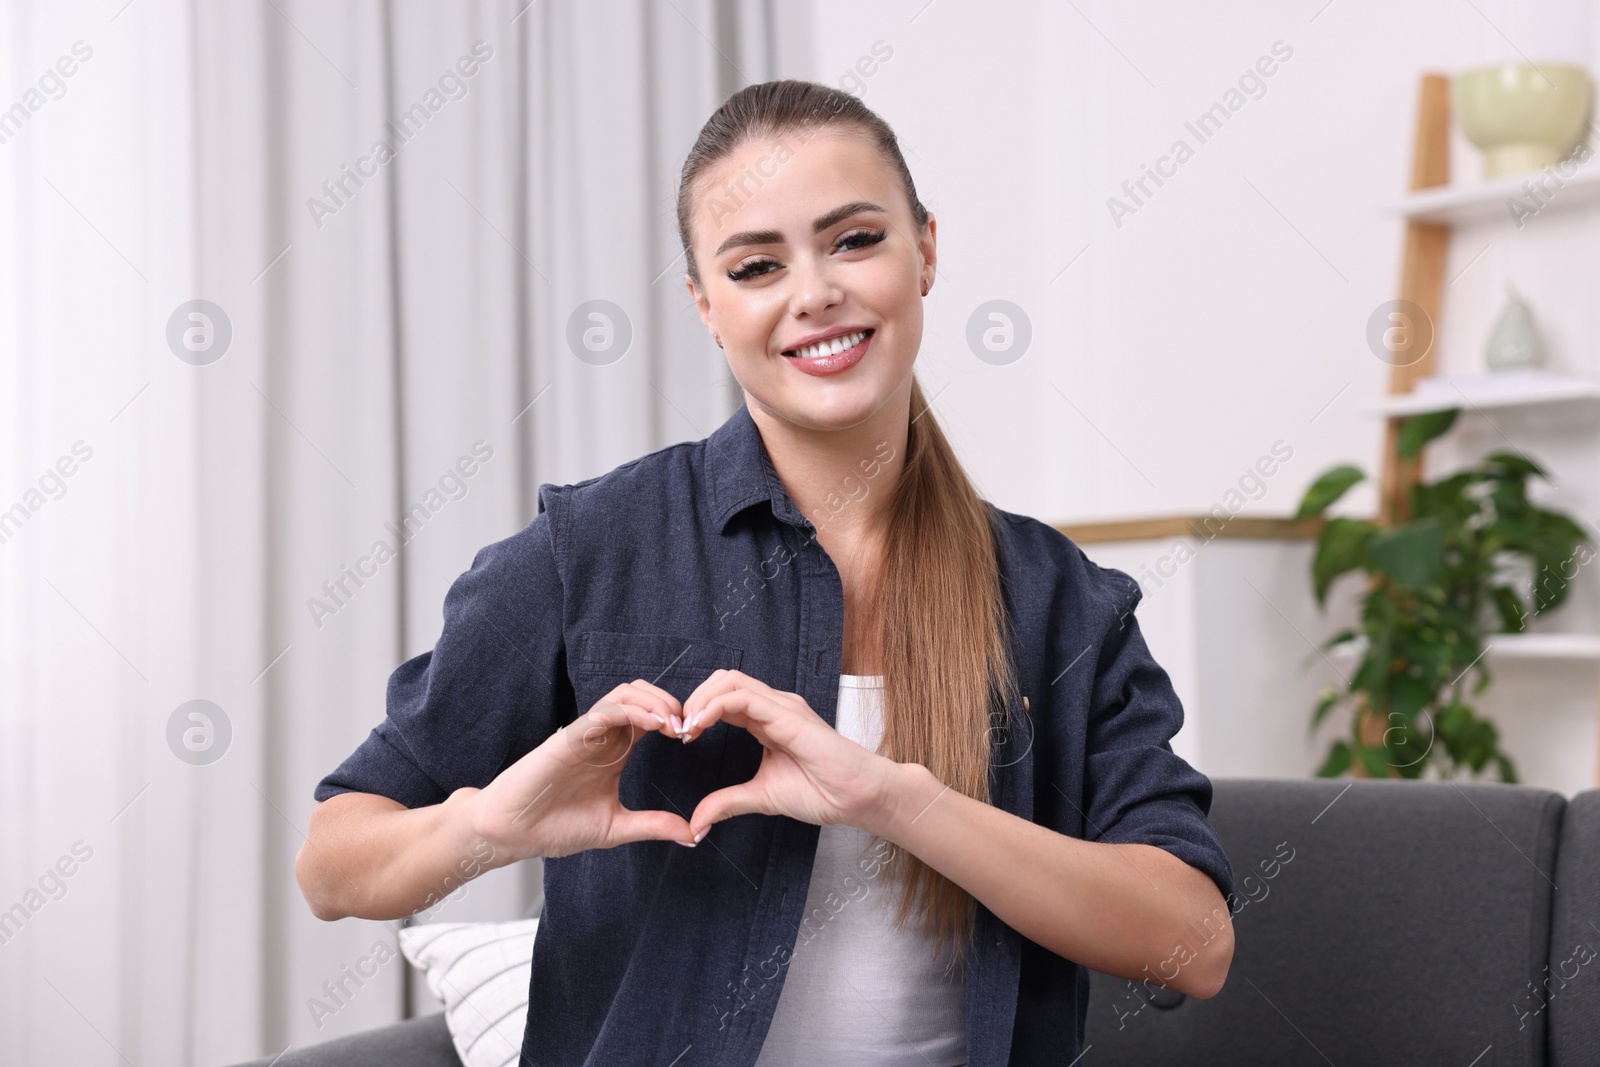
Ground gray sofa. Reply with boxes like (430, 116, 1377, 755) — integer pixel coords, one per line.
(233, 777, 1600, 1066)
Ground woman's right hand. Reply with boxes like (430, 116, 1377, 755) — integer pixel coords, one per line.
(466, 680, 699, 862)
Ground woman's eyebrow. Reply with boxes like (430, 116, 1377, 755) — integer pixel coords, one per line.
(713, 200, 886, 257)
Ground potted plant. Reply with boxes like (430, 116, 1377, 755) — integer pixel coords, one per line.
(1293, 408, 1592, 782)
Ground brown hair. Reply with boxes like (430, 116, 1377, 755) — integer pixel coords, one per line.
(676, 79, 1022, 973)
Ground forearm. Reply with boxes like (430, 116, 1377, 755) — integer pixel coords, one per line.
(296, 788, 501, 922)
(865, 762, 1233, 998)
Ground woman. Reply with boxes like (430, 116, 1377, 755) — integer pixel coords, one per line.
(298, 79, 1236, 1067)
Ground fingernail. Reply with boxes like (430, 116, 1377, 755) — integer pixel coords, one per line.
(678, 837, 697, 848)
(693, 826, 709, 844)
(651, 713, 667, 727)
(688, 710, 702, 729)
(670, 713, 684, 733)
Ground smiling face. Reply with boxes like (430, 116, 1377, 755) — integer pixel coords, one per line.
(685, 126, 936, 431)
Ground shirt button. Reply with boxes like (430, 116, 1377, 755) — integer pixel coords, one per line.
(994, 939, 1002, 947)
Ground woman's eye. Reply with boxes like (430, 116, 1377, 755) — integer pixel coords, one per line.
(727, 259, 777, 282)
(836, 227, 887, 252)
(724, 228, 887, 282)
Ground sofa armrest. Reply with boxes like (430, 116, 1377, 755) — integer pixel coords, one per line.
(225, 1012, 461, 1067)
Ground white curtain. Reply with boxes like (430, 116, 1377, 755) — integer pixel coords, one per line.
(0, 1, 800, 1062)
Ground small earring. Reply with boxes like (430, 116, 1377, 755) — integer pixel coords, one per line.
(714, 334, 724, 349)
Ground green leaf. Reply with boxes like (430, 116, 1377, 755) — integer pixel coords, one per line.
(1536, 510, 1590, 547)
(1435, 700, 1471, 738)
(1357, 745, 1391, 779)
(1352, 651, 1388, 698)
(1295, 465, 1366, 519)
(1525, 515, 1593, 614)
(1398, 408, 1458, 460)
(1488, 477, 1532, 516)
(1464, 717, 1498, 772)
(1470, 662, 1492, 695)
(1367, 518, 1445, 589)
(1318, 628, 1360, 652)
(1316, 740, 1351, 777)
(1311, 687, 1341, 733)
(1532, 560, 1578, 614)
(1483, 451, 1546, 479)
(1411, 471, 1475, 520)
(1494, 753, 1519, 784)
(1489, 586, 1529, 634)
(1387, 673, 1436, 719)
(1312, 517, 1380, 606)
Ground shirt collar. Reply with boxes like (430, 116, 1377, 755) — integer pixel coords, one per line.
(705, 402, 809, 534)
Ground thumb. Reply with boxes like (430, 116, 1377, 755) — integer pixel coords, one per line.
(689, 782, 770, 839)
(609, 807, 694, 848)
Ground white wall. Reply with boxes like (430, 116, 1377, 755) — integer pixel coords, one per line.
(807, 0, 1596, 521)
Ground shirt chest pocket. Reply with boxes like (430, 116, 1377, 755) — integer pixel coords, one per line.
(570, 630, 745, 715)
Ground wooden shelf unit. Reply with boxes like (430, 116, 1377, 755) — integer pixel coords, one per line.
(1380, 72, 1600, 783)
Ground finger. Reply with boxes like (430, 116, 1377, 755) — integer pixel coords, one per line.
(579, 698, 660, 733)
(562, 700, 664, 765)
(683, 687, 795, 746)
(596, 688, 677, 739)
(688, 782, 771, 839)
(667, 669, 743, 742)
(613, 684, 679, 729)
(622, 688, 698, 742)
(609, 806, 695, 848)
(623, 678, 684, 719)
(621, 680, 701, 739)
(681, 669, 749, 730)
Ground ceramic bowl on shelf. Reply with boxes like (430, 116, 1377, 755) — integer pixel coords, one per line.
(1454, 62, 1592, 179)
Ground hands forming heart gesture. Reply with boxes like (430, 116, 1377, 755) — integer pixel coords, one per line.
(467, 670, 902, 862)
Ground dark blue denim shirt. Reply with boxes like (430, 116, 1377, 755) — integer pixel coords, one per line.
(315, 401, 1235, 1067)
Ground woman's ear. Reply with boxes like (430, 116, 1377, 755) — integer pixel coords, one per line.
(686, 273, 714, 329)
(686, 274, 721, 347)
(918, 212, 937, 289)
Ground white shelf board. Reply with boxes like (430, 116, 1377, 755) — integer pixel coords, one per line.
(1389, 165, 1600, 226)
(1365, 368, 1600, 417)
(1486, 633, 1600, 660)
(1330, 632, 1600, 661)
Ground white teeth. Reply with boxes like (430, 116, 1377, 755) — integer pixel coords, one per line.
(790, 330, 868, 360)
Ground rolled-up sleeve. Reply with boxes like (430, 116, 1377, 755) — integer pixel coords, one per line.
(314, 501, 574, 809)
(1079, 561, 1235, 905)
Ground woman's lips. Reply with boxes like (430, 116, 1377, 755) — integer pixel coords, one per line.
(781, 329, 873, 377)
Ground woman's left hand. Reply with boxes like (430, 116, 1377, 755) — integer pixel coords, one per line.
(679, 669, 899, 840)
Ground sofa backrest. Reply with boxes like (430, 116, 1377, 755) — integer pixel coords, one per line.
(1083, 777, 1566, 1067)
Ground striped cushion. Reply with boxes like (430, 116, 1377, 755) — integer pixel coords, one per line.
(397, 920, 537, 1067)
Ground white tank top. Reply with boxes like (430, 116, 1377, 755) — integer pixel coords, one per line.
(752, 674, 968, 1066)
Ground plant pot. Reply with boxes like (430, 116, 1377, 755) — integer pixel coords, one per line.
(1353, 699, 1394, 778)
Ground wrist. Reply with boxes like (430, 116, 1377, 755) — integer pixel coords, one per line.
(859, 759, 941, 843)
(410, 788, 502, 919)
(443, 786, 505, 872)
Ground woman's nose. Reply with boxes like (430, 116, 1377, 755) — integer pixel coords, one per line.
(786, 254, 844, 319)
